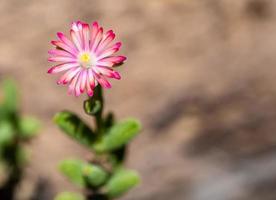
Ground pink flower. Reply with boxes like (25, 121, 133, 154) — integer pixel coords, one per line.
(48, 21, 126, 97)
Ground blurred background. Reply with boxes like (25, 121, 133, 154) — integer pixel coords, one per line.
(1, 0, 276, 199)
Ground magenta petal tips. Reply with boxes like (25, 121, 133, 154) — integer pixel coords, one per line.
(47, 21, 126, 97)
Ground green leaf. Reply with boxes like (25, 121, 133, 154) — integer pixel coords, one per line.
(2, 79, 18, 113)
(82, 163, 108, 187)
(19, 116, 40, 139)
(106, 168, 140, 198)
(54, 192, 85, 200)
(93, 119, 141, 153)
(0, 121, 14, 146)
(54, 111, 96, 148)
(59, 159, 85, 187)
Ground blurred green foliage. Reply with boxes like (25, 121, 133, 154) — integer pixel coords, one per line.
(0, 78, 40, 200)
(55, 192, 85, 200)
(93, 119, 141, 153)
(105, 168, 140, 198)
(54, 111, 96, 148)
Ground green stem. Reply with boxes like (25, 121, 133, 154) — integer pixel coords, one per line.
(84, 86, 129, 200)
(93, 86, 104, 135)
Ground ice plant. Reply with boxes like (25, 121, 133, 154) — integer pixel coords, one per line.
(50, 22, 141, 200)
(48, 21, 126, 97)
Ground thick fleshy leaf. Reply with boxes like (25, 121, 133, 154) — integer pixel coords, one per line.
(19, 116, 40, 139)
(54, 192, 85, 200)
(2, 79, 18, 113)
(59, 159, 85, 187)
(54, 111, 96, 148)
(106, 168, 140, 198)
(0, 121, 14, 146)
(93, 119, 141, 153)
(82, 163, 108, 187)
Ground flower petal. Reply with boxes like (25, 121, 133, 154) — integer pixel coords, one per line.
(68, 70, 81, 96)
(86, 71, 94, 96)
(71, 21, 83, 32)
(80, 70, 87, 93)
(97, 30, 115, 53)
(91, 27, 103, 53)
(87, 69, 96, 89)
(98, 55, 126, 65)
(48, 56, 77, 63)
(57, 32, 78, 54)
(51, 41, 77, 56)
(48, 62, 79, 74)
(75, 70, 84, 96)
(93, 70, 111, 89)
(97, 42, 121, 59)
(48, 49, 76, 58)
(95, 66, 121, 79)
(70, 30, 83, 52)
(90, 22, 99, 48)
(82, 23, 90, 51)
(57, 67, 81, 85)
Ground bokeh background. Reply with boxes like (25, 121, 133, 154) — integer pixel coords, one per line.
(1, 0, 276, 199)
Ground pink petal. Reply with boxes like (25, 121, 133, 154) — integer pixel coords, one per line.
(51, 41, 78, 56)
(91, 27, 103, 53)
(96, 61, 113, 67)
(48, 49, 76, 58)
(87, 69, 96, 89)
(48, 62, 79, 74)
(48, 56, 77, 63)
(86, 72, 94, 96)
(97, 43, 121, 59)
(99, 55, 126, 64)
(97, 30, 115, 53)
(82, 23, 90, 51)
(93, 70, 112, 89)
(57, 67, 81, 85)
(74, 70, 84, 96)
(71, 21, 83, 32)
(56, 32, 78, 54)
(90, 22, 99, 48)
(80, 70, 87, 93)
(95, 66, 121, 79)
(96, 48, 118, 60)
(68, 70, 81, 96)
(71, 21, 85, 49)
(70, 30, 83, 51)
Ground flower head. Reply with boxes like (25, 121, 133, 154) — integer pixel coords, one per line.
(48, 21, 126, 97)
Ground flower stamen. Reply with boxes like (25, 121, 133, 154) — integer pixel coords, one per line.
(79, 52, 93, 68)
(80, 53, 90, 63)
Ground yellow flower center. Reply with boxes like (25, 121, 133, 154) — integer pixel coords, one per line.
(79, 52, 95, 68)
(80, 53, 91, 63)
